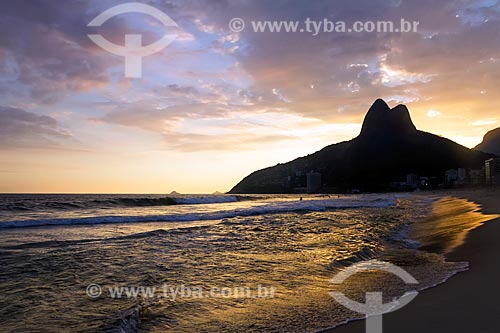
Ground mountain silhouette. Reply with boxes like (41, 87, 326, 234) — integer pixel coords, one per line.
(475, 127, 500, 156)
(229, 99, 493, 193)
(359, 99, 416, 137)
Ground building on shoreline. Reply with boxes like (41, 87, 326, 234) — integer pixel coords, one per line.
(406, 174, 419, 189)
(485, 158, 500, 185)
(469, 169, 484, 186)
(306, 172, 322, 193)
(445, 169, 458, 186)
(445, 167, 486, 187)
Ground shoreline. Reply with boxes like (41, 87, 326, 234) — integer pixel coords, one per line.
(323, 188, 500, 333)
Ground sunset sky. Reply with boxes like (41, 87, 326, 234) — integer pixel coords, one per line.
(0, 0, 499, 193)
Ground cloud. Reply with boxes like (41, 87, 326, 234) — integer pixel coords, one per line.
(427, 110, 441, 118)
(470, 119, 498, 126)
(161, 132, 295, 152)
(90, 95, 364, 152)
(0, 0, 190, 103)
(0, 1, 116, 103)
(154, 0, 500, 126)
(2, 0, 500, 152)
(0, 106, 73, 149)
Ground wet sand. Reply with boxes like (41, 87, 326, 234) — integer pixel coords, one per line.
(324, 188, 500, 333)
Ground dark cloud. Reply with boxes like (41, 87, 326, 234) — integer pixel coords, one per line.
(157, 0, 500, 123)
(0, 0, 158, 103)
(0, 106, 73, 149)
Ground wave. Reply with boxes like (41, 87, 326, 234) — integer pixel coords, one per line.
(331, 246, 382, 268)
(0, 197, 396, 229)
(173, 195, 238, 204)
(103, 303, 142, 333)
(0, 194, 250, 212)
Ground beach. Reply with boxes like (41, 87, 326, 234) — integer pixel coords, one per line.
(326, 188, 500, 333)
(0, 193, 465, 332)
(0, 193, 418, 332)
(1, 191, 499, 332)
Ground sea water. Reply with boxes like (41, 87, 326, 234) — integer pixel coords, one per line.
(0, 193, 493, 332)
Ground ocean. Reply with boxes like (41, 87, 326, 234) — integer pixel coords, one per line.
(0, 193, 492, 332)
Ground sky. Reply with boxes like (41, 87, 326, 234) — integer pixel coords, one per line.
(0, 0, 499, 193)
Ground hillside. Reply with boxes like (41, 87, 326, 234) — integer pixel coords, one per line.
(230, 99, 492, 193)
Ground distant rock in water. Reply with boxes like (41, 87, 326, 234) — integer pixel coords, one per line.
(475, 127, 500, 156)
(229, 99, 493, 193)
(170, 191, 181, 195)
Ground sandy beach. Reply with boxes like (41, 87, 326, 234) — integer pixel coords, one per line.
(325, 188, 500, 333)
